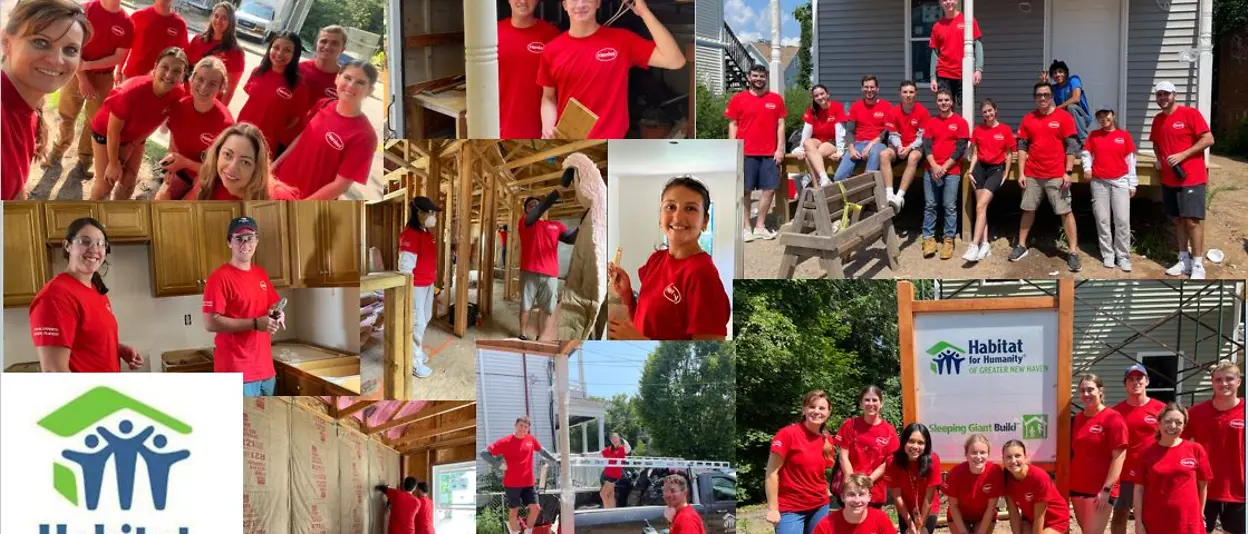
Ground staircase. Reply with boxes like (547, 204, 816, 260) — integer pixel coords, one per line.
(723, 22, 751, 93)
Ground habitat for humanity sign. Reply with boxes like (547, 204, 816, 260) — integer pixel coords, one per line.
(0, 374, 242, 534)
(914, 309, 1059, 462)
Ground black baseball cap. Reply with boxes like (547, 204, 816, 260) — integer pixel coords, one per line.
(411, 196, 442, 212)
(228, 216, 258, 239)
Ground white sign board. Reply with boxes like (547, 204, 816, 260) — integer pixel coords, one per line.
(913, 309, 1059, 462)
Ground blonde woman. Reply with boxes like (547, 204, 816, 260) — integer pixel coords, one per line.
(156, 56, 233, 200)
(186, 123, 298, 200)
(943, 434, 1003, 534)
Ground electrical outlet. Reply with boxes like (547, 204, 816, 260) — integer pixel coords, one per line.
(184, 314, 192, 326)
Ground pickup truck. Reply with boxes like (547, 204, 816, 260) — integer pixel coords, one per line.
(565, 468, 737, 534)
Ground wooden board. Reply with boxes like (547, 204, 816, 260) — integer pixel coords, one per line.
(554, 97, 599, 140)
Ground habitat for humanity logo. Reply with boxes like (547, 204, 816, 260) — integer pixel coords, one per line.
(37, 387, 192, 511)
(926, 338, 1046, 375)
(928, 341, 967, 375)
(1021, 414, 1048, 439)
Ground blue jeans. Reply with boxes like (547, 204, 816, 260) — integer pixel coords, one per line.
(1069, 105, 1091, 144)
(832, 141, 888, 182)
(243, 377, 277, 396)
(776, 504, 829, 534)
(922, 172, 961, 238)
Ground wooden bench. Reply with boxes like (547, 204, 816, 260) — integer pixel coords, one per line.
(777, 171, 900, 279)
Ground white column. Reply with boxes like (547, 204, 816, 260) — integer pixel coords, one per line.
(1197, 0, 1213, 161)
(769, 0, 782, 93)
(555, 354, 575, 533)
(464, 1, 500, 138)
(581, 423, 589, 453)
(597, 417, 606, 451)
(961, 0, 974, 125)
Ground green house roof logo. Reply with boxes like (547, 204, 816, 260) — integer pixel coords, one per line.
(37, 387, 193, 511)
(927, 341, 967, 375)
(1022, 413, 1048, 440)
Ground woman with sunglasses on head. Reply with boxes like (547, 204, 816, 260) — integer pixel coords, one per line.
(1081, 106, 1138, 272)
(237, 31, 307, 156)
(156, 56, 234, 200)
(811, 473, 897, 534)
(1069, 374, 1128, 534)
(943, 434, 1003, 534)
(832, 385, 898, 511)
(30, 218, 142, 372)
(1, 0, 90, 199)
(1002, 440, 1070, 534)
(185, 123, 299, 201)
(765, 390, 836, 533)
(184, 2, 244, 104)
(963, 98, 1015, 262)
(794, 84, 845, 188)
(1128, 403, 1213, 534)
(883, 423, 941, 534)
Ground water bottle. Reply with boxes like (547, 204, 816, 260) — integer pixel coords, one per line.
(1171, 162, 1187, 180)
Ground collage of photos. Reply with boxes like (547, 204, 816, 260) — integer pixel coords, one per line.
(0, 0, 1245, 533)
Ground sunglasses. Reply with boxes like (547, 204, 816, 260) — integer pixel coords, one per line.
(1033, 93, 1053, 99)
(231, 234, 258, 244)
(70, 236, 109, 249)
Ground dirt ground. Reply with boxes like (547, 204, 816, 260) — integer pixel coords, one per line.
(745, 155, 1248, 279)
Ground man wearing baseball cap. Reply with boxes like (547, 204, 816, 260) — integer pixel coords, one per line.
(1150, 81, 1216, 279)
(399, 196, 442, 378)
(203, 216, 284, 396)
(1110, 363, 1167, 534)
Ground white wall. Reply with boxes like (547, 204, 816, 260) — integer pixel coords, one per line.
(288, 286, 361, 354)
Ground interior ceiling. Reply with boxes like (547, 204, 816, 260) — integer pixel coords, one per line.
(316, 397, 475, 455)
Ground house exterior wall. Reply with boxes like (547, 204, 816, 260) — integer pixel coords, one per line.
(476, 349, 557, 479)
(971, 1, 1046, 130)
(695, 0, 726, 93)
(1127, 0, 1202, 153)
(813, 0, 905, 109)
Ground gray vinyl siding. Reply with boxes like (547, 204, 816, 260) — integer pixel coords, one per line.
(695, 0, 725, 93)
(476, 349, 557, 478)
(973, 0, 1047, 127)
(814, 0, 905, 105)
(1126, 0, 1202, 153)
(936, 280, 1245, 407)
(696, 46, 725, 94)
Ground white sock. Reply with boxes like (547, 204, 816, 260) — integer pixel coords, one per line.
(897, 188, 906, 196)
(819, 171, 829, 183)
(1193, 256, 1204, 266)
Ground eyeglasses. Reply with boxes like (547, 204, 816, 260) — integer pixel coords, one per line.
(1033, 93, 1052, 99)
(71, 236, 108, 249)
(231, 234, 258, 244)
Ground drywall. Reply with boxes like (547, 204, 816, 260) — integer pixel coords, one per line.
(289, 286, 363, 354)
(244, 397, 291, 534)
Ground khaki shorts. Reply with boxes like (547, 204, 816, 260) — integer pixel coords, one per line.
(521, 271, 558, 314)
(1020, 176, 1072, 215)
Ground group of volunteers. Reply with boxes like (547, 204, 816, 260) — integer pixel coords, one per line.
(374, 476, 437, 534)
(1, 0, 378, 201)
(766, 364, 1244, 534)
(728, 0, 1216, 277)
(30, 214, 291, 397)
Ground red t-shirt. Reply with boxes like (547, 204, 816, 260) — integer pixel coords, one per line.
(1, 71, 38, 200)
(91, 75, 185, 143)
(29, 273, 120, 373)
(167, 95, 234, 179)
(1112, 398, 1166, 483)
(238, 68, 309, 150)
(385, 488, 420, 534)
(200, 179, 301, 201)
(537, 26, 656, 139)
(601, 445, 628, 479)
(884, 102, 931, 147)
(1070, 407, 1130, 494)
(1182, 398, 1245, 502)
(971, 122, 1016, 165)
(769, 423, 833, 512)
(273, 98, 376, 197)
(399, 227, 438, 286)
(848, 99, 893, 143)
(81, 1, 134, 71)
(298, 60, 340, 102)
(498, 18, 561, 139)
(185, 36, 245, 88)
(928, 13, 982, 79)
(832, 417, 899, 503)
(1128, 440, 1213, 534)
(942, 462, 1003, 521)
(121, 6, 187, 78)
(487, 434, 543, 488)
(1084, 128, 1137, 179)
(725, 90, 787, 156)
(670, 504, 706, 534)
(812, 508, 897, 534)
(518, 218, 565, 277)
(632, 250, 730, 340)
(883, 452, 942, 516)
(202, 263, 280, 382)
(923, 113, 970, 175)
(1005, 466, 1070, 531)
(1150, 105, 1211, 187)
(1017, 107, 1076, 178)
(414, 494, 434, 534)
(802, 102, 846, 143)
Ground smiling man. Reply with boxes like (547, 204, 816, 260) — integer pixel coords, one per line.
(299, 25, 347, 102)
(499, 0, 560, 139)
(120, 0, 187, 81)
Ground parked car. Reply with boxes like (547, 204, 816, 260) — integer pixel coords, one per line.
(180, 0, 214, 14)
(234, 0, 276, 41)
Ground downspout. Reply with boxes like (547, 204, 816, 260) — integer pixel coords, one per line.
(464, 1, 501, 137)
(961, 0, 975, 125)
(811, 0, 818, 83)
(769, 0, 782, 93)
(1197, 0, 1213, 163)
(522, 352, 532, 417)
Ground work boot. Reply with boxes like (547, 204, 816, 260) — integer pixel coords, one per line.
(940, 237, 955, 260)
(922, 237, 937, 257)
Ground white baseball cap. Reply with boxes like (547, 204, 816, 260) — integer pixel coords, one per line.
(1153, 81, 1176, 94)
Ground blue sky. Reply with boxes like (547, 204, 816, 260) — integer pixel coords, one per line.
(725, 0, 804, 47)
(573, 341, 659, 399)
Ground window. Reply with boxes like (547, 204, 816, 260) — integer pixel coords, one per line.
(710, 475, 736, 503)
(909, 0, 943, 84)
(1139, 352, 1181, 403)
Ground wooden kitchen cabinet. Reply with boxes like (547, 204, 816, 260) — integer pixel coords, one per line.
(43, 202, 94, 242)
(243, 201, 291, 288)
(289, 200, 361, 287)
(4, 202, 49, 307)
(149, 202, 240, 297)
(43, 202, 149, 243)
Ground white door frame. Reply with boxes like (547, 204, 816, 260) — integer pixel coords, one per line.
(1043, 0, 1129, 116)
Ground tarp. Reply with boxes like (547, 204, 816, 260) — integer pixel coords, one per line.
(368, 439, 401, 534)
(338, 426, 371, 534)
(243, 398, 291, 534)
(291, 407, 341, 534)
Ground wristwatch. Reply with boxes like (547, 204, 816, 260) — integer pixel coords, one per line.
(1101, 486, 1112, 494)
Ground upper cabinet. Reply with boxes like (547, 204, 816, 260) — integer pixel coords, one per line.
(290, 201, 361, 287)
(149, 202, 241, 297)
(243, 201, 291, 289)
(43, 202, 150, 243)
(4, 202, 49, 308)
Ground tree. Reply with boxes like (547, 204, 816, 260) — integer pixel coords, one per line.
(635, 342, 735, 462)
(793, 1, 813, 89)
(299, 0, 386, 51)
(603, 394, 648, 455)
(1214, 0, 1248, 42)
(695, 84, 730, 140)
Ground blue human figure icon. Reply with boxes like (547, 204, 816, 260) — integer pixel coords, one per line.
(138, 433, 190, 510)
(97, 420, 155, 510)
(950, 352, 966, 374)
(60, 433, 113, 510)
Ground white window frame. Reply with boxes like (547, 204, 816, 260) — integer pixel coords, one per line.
(904, 0, 944, 85)
(1137, 350, 1185, 402)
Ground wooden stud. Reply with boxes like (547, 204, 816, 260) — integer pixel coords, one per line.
(454, 145, 473, 337)
(1056, 278, 1075, 496)
(910, 296, 1058, 313)
(335, 399, 374, 420)
(390, 419, 477, 449)
(398, 434, 478, 456)
(897, 281, 918, 427)
(367, 401, 475, 435)
(503, 140, 605, 170)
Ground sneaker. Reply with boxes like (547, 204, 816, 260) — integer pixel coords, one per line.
(940, 238, 955, 260)
(1103, 256, 1116, 268)
(830, 220, 842, 233)
(413, 363, 433, 378)
(1190, 262, 1206, 280)
(1165, 256, 1192, 276)
(1117, 258, 1133, 272)
(962, 244, 980, 262)
(817, 175, 833, 188)
(1067, 253, 1082, 272)
(754, 227, 777, 240)
(1008, 245, 1029, 262)
(743, 229, 757, 243)
(922, 237, 937, 257)
(976, 243, 992, 261)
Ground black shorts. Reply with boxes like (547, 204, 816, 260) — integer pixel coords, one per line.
(1162, 183, 1207, 220)
(91, 130, 107, 145)
(963, 518, 994, 531)
(1205, 499, 1246, 534)
(600, 473, 620, 485)
(504, 486, 538, 508)
(937, 77, 963, 102)
(1070, 490, 1117, 505)
(744, 155, 780, 192)
(972, 161, 1007, 193)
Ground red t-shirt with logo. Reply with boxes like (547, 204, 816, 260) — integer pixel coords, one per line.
(923, 113, 970, 175)
(1, 71, 38, 200)
(971, 122, 1016, 165)
(273, 98, 377, 197)
(499, 19, 561, 139)
(488, 434, 543, 488)
(385, 488, 420, 534)
(942, 461, 1003, 521)
(725, 90, 787, 156)
(1127, 440, 1213, 534)
(802, 102, 846, 144)
(670, 504, 706, 534)
(883, 452, 942, 516)
(538, 26, 655, 139)
(1084, 128, 1137, 179)
(1182, 398, 1245, 502)
(1112, 398, 1166, 483)
(812, 508, 897, 534)
(1017, 107, 1076, 178)
(601, 445, 628, 479)
(884, 102, 931, 147)
(632, 250, 730, 340)
(81, 1, 134, 71)
(1150, 105, 1211, 187)
(1005, 466, 1070, 531)
(1070, 407, 1130, 494)
(167, 95, 234, 180)
(238, 68, 309, 150)
(29, 273, 120, 373)
(769, 422, 833, 512)
(200, 179, 301, 201)
(928, 13, 982, 79)
(185, 36, 245, 92)
(298, 60, 339, 102)
(203, 263, 280, 382)
(399, 227, 438, 286)
(848, 99, 893, 143)
(518, 218, 565, 277)
(91, 75, 186, 143)
(415, 494, 434, 534)
(121, 6, 187, 78)
(833, 417, 899, 503)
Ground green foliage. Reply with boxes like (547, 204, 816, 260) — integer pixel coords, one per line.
(1213, 115, 1248, 159)
(475, 500, 509, 534)
(299, 0, 385, 50)
(784, 85, 812, 147)
(635, 342, 736, 462)
(696, 84, 730, 140)
(1214, 0, 1248, 42)
(603, 394, 649, 455)
(793, 1, 813, 90)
